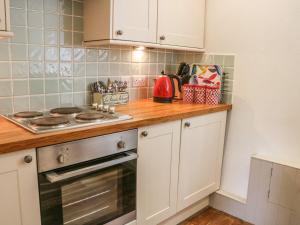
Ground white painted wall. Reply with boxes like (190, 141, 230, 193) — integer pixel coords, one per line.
(205, 0, 300, 198)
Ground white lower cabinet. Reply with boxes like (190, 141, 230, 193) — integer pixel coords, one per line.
(177, 112, 227, 211)
(137, 112, 227, 225)
(0, 149, 41, 225)
(137, 121, 181, 225)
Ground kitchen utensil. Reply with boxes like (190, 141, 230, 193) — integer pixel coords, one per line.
(181, 64, 190, 76)
(177, 62, 187, 76)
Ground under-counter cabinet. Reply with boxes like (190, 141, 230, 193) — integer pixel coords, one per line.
(84, 0, 205, 51)
(0, 149, 41, 225)
(157, 0, 206, 49)
(137, 121, 181, 225)
(137, 111, 227, 225)
(177, 112, 227, 211)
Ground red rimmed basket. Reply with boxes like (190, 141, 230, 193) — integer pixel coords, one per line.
(194, 85, 206, 104)
(206, 86, 221, 105)
(183, 85, 195, 104)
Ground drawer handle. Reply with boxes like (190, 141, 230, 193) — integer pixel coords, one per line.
(24, 155, 33, 164)
(141, 131, 148, 137)
(184, 122, 191, 128)
(116, 30, 123, 35)
(160, 35, 166, 41)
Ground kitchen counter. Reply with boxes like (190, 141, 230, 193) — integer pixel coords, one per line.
(0, 99, 232, 154)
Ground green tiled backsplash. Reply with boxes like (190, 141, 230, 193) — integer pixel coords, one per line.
(0, 0, 235, 114)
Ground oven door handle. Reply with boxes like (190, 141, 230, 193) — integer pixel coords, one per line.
(45, 152, 137, 183)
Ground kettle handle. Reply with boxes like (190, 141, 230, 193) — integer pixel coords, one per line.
(169, 76, 176, 98)
(168, 74, 182, 92)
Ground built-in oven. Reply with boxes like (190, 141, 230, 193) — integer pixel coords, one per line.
(37, 129, 138, 225)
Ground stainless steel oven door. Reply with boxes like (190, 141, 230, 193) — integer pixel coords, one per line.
(38, 151, 137, 225)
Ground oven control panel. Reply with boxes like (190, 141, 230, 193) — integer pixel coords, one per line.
(37, 129, 138, 173)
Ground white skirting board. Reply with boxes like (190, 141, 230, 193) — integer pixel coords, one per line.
(159, 197, 209, 225)
(210, 156, 300, 225)
(125, 197, 209, 225)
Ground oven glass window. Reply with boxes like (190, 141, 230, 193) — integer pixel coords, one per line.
(39, 156, 136, 225)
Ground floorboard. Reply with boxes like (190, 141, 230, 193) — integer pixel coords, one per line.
(180, 207, 252, 225)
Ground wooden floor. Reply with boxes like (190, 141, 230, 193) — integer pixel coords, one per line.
(180, 207, 252, 225)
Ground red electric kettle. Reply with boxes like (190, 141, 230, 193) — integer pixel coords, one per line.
(153, 73, 181, 103)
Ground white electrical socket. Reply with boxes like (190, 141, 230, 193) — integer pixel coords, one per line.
(132, 76, 147, 87)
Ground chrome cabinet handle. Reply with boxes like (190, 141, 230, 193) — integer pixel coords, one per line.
(184, 122, 191, 128)
(160, 35, 166, 41)
(24, 155, 33, 164)
(117, 140, 126, 149)
(141, 131, 148, 137)
(116, 30, 123, 35)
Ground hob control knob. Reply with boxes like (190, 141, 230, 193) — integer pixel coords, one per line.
(109, 106, 116, 114)
(103, 105, 109, 112)
(117, 140, 126, 149)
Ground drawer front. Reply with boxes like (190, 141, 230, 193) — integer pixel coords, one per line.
(0, 0, 6, 31)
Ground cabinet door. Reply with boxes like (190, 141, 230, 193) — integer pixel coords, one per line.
(0, 149, 41, 225)
(137, 121, 181, 225)
(0, 0, 6, 30)
(113, 0, 157, 43)
(177, 112, 227, 211)
(157, 0, 205, 48)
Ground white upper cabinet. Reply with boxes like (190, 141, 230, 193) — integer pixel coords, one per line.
(137, 121, 181, 225)
(84, 0, 205, 51)
(113, 0, 157, 43)
(84, 0, 157, 44)
(157, 0, 206, 49)
(0, 149, 41, 225)
(177, 112, 227, 211)
(0, 0, 6, 30)
(0, 0, 13, 38)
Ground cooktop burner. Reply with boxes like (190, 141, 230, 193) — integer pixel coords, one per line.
(75, 113, 105, 122)
(50, 107, 83, 115)
(14, 111, 43, 119)
(2, 106, 133, 134)
(30, 116, 70, 127)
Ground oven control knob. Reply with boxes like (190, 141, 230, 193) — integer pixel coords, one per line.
(57, 154, 65, 164)
(117, 140, 126, 149)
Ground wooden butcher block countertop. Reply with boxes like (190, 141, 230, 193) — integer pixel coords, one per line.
(0, 99, 232, 154)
